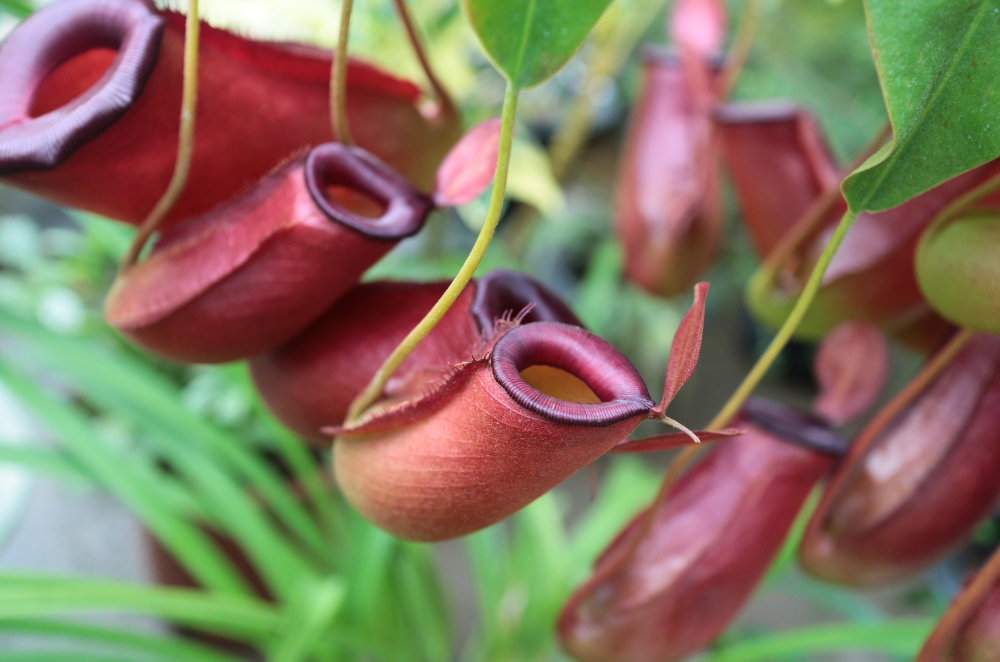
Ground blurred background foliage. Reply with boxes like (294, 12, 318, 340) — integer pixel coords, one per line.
(0, 0, 977, 660)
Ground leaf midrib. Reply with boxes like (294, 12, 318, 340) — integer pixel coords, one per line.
(856, 0, 993, 211)
(510, 0, 538, 87)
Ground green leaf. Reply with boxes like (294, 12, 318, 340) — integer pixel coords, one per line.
(0, 619, 243, 662)
(842, 0, 1000, 212)
(0, 313, 324, 594)
(4, 654, 139, 662)
(0, 445, 93, 485)
(0, 361, 252, 597)
(462, 0, 613, 88)
(705, 619, 934, 662)
(394, 545, 451, 662)
(268, 578, 345, 662)
(0, 0, 32, 18)
(0, 574, 279, 643)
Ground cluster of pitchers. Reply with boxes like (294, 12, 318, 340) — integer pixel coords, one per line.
(0, 0, 998, 660)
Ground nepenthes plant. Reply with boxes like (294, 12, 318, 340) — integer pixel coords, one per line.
(0, 0, 999, 661)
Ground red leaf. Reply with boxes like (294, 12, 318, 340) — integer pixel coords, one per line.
(669, 0, 728, 62)
(812, 322, 888, 426)
(433, 117, 502, 207)
(655, 282, 709, 414)
(611, 427, 744, 454)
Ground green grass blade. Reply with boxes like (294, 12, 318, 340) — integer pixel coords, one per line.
(0, 575, 279, 642)
(0, 445, 93, 484)
(0, 618, 244, 662)
(268, 578, 346, 662)
(394, 544, 452, 662)
(246, 379, 340, 548)
(508, 493, 571, 656)
(0, 318, 318, 599)
(0, 312, 327, 561)
(764, 488, 820, 585)
(4, 654, 142, 662)
(136, 422, 315, 601)
(705, 619, 935, 662)
(0, 361, 251, 596)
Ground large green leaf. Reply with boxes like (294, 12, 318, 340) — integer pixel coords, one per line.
(842, 0, 1000, 212)
(462, 0, 612, 88)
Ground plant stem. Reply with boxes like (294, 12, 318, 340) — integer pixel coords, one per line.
(392, 0, 454, 116)
(712, 209, 859, 430)
(331, 0, 355, 146)
(119, 0, 200, 271)
(345, 84, 519, 423)
(719, 0, 761, 97)
(641, 207, 862, 536)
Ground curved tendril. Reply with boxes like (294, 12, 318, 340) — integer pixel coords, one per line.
(392, 0, 454, 117)
(120, 0, 200, 271)
(331, 0, 355, 146)
(345, 83, 519, 423)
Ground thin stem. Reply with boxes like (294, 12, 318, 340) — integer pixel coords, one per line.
(119, 0, 200, 271)
(713, 209, 859, 430)
(607, 205, 860, 584)
(331, 0, 355, 146)
(391, 0, 454, 116)
(578, 205, 864, 586)
(345, 83, 519, 423)
(719, 0, 761, 97)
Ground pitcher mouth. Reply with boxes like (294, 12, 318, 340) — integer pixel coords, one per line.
(471, 269, 582, 332)
(491, 322, 654, 427)
(305, 143, 433, 241)
(0, 0, 164, 173)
